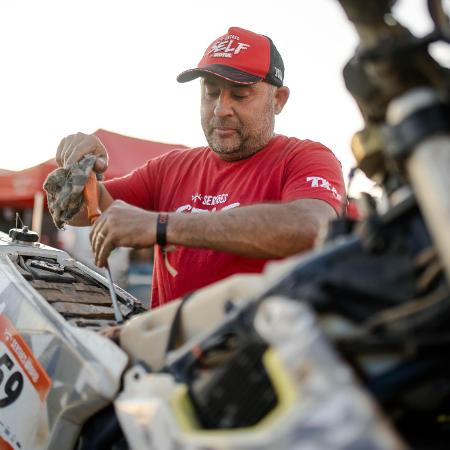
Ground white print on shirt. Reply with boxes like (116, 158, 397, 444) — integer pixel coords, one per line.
(306, 176, 342, 201)
(176, 203, 240, 214)
(191, 193, 229, 206)
(178, 192, 240, 213)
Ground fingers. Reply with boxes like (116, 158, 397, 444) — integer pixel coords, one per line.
(55, 136, 67, 167)
(90, 217, 114, 267)
(89, 201, 157, 267)
(94, 155, 108, 173)
(99, 325, 122, 343)
(56, 132, 108, 173)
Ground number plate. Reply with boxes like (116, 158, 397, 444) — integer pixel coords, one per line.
(0, 315, 51, 450)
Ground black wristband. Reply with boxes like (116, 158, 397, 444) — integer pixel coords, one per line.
(156, 213, 169, 246)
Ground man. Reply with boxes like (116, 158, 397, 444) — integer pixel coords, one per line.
(55, 26, 345, 308)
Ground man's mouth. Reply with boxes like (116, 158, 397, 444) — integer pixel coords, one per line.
(213, 127, 238, 138)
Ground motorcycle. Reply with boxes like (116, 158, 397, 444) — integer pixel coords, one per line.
(113, 1, 450, 449)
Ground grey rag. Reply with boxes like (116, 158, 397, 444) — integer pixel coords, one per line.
(43, 155, 97, 229)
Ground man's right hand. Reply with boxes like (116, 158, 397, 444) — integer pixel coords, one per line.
(56, 132, 109, 174)
(53, 132, 114, 227)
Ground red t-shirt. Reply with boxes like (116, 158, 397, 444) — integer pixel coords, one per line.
(104, 135, 345, 308)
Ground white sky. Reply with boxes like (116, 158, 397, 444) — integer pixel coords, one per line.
(0, 0, 443, 196)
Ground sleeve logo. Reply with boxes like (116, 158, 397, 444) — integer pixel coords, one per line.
(306, 176, 342, 201)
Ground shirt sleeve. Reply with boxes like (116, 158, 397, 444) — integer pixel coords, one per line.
(281, 141, 346, 215)
(103, 158, 158, 211)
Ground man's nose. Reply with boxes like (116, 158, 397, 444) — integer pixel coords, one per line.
(214, 92, 234, 117)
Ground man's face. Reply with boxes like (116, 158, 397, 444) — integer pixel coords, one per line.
(200, 75, 279, 161)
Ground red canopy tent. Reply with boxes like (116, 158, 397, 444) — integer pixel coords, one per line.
(0, 129, 187, 209)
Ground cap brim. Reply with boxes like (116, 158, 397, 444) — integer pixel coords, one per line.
(177, 64, 262, 85)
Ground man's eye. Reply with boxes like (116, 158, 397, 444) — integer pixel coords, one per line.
(232, 92, 249, 100)
(205, 90, 219, 97)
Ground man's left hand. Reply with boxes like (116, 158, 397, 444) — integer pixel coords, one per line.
(90, 200, 156, 267)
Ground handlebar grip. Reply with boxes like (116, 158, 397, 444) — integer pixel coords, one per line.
(83, 172, 101, 225)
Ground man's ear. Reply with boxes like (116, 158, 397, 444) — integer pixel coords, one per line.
(274, 86, 290, 115)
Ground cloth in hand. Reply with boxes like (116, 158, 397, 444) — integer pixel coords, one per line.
(43, 154, 97, 229)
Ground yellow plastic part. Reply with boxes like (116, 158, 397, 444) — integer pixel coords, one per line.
(170, 348, 298, 437)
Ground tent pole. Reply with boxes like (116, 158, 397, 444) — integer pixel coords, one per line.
(32, 191, 44, 237)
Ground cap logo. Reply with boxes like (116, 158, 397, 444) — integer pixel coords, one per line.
(274, 67, 283, 81)
(208, 35, 250, 59)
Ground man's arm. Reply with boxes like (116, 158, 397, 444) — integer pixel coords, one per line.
(168, 198, 336, 258)
(90, 197, 336, 267)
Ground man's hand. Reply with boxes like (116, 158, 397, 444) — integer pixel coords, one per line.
(53, 132, 114, 226)
(90, 198, 336, 266)
(56, 132, 109, 174)
(90, 200, 156, 267)
(99, 324, 123, 344)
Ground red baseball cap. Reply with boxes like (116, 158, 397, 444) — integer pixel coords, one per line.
(177, 27, 285, 87)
